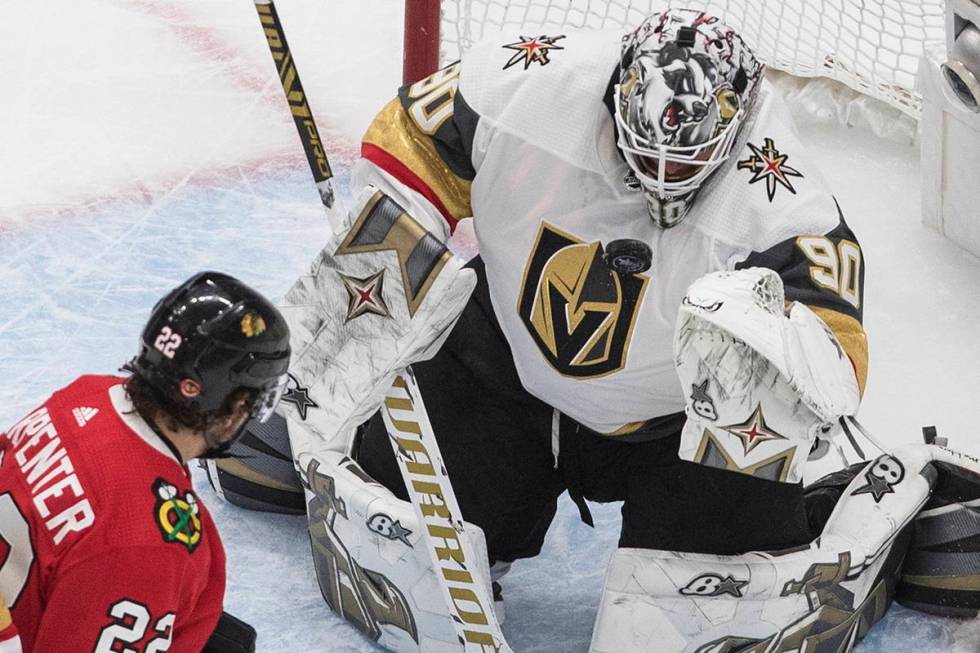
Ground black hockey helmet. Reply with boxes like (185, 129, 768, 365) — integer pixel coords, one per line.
(131, 271, 291, 423)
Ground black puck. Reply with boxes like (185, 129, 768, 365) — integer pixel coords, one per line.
(604, 239, 653, 274)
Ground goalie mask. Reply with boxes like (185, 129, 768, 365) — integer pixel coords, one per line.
(616, 10, 764, 228)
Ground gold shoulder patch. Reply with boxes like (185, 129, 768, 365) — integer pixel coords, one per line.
(363, 98, 473, 223)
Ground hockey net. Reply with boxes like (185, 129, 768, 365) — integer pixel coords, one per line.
(407, 0, 945, 126)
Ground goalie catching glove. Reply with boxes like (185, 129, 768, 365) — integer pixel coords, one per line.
(674, 268, 860, 484)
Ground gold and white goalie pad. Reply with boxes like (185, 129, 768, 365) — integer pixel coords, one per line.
(274, 187, 490, 651)
(276, 185, 476, 464)
(590, 444, 978, 653)
(673, 268, 860, 485)
(301, 449, 495, 652)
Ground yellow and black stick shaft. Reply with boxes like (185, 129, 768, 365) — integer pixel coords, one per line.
(254, 0, 336, 209)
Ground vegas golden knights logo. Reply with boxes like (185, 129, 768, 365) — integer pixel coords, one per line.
(335, 191, 452, 317)
(518, 223, 649, 378)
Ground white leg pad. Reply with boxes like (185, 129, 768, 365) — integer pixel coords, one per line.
(301, 450, 493, 653)
(590, 445, 939, 652)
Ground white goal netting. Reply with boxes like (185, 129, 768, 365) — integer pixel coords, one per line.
(438, 0, 946, 120)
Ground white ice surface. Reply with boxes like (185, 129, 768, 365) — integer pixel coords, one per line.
(1, 2, 979, 652)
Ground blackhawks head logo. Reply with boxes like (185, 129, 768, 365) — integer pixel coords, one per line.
(152, 478, 202, 552)
(240, 311, 267, 337)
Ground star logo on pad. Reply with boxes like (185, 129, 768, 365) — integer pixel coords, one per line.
(722, 403, 786, 454)
(714, 575, 749, 598)
(502, 35, 565, 70)
(280, 373, 319, 421)
(340, 270, 390, 321)
(737, 138, 804, 201)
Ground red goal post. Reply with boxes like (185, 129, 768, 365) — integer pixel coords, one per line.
(404, 0, 443, 86)
(402, 0, 946, 119)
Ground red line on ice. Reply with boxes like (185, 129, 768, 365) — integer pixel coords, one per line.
(1, 151, 309, 231)
(5, 1, 358, 230)
(125, 0, 281, 102)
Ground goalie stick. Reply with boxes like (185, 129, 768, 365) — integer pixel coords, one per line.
(253, 0, 336, 210)
(381, 370, 513, 653)
(253, 8, 510, 647)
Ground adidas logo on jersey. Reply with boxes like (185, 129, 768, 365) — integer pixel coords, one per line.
(72, 406, 99, 428)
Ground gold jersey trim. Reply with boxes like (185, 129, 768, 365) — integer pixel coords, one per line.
(608, 420, 649, 436)
(363, 99, 473, 222)
(215, 457, 299, 494)
(809, 306, 869, 396)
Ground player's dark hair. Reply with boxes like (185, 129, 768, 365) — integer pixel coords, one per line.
(123, 371, 256, 434)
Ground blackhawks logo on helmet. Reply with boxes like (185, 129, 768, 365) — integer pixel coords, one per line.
(240, 311, 267, 337)
(152, 478, 202, 552)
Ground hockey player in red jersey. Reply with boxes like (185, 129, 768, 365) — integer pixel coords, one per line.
(0, 271, 290, 653)
(207, 9, 980, 652)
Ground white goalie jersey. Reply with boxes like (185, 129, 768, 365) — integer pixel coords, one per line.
(354, 27, 867, 437)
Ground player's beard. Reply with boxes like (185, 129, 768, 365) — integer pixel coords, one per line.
(200, 416, 249, 459)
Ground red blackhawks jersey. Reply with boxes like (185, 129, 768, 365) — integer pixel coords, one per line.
(0, 375, 225, 652)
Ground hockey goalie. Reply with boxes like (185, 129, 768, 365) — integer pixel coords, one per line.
(207, 9, 980, 652)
